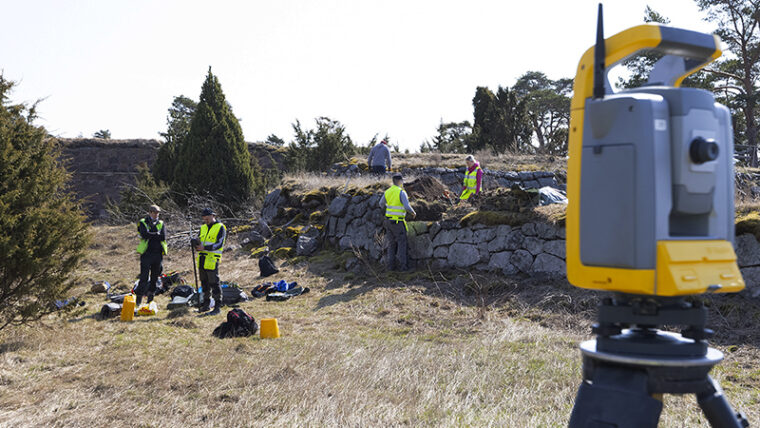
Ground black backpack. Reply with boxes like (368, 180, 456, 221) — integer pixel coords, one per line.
(222, 286, 249, 305)
(259, 255, 279, 277)
(212, 309, 258, 338)
(171, 284, 195, 298)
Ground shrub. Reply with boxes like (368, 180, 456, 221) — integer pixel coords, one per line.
(0, 75, 92, 330)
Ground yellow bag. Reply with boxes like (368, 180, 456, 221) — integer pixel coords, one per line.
(136, 301, 158, 316)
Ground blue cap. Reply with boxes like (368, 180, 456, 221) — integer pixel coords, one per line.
(201, 207, 216, 216)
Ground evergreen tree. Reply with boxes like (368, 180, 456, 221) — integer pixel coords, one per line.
(286, 117, 354, 171)
(0, 75, 91, 330)
(173, 68, 259, 205)
(153, 95, 197, 184)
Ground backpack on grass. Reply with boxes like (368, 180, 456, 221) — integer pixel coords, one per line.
(212, 309, 258, 338)
(259, 256, 279, 277)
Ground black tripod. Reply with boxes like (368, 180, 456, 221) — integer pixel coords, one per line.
(568, 294, 749, 428)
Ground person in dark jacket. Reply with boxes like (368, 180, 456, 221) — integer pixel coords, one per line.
(367, 139, 392, 176)
(193, 207, 227, 315)
(135, 205, 167, 306)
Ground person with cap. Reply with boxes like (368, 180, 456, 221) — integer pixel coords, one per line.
(459, 155, 484, 201)
(192, 208, 227, 315)
(135, 205, 167, 307)
(379, 174, 416, 271)
(367, 138, 392, 176)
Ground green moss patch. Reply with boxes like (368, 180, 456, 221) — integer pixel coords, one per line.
(736, 211, 760, 241)
(459, 211, 533, 227)
(272, 247, 296, 259)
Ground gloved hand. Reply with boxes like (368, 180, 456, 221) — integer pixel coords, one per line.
(190, 237, 200, 247)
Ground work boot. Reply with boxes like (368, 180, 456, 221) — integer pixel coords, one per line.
(208, 305, 221, 315)
(197, 304, 210, 313)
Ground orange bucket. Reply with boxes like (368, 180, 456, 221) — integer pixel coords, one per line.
(259, 318, 280, 339)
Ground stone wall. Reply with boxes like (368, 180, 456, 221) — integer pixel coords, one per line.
(60, 139, 160, 218)
(320, 192, 567, 276)
(259, 189, 760, 297)
(59, 138, 286, 217)
(330, 163, 563, 194)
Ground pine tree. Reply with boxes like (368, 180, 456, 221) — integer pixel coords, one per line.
(153, 95, 197, 184)
(0, 74, 91, 330)
(173, 68, 258, 206)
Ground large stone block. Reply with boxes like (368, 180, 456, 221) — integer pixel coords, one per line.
(336, 217, 348, 236)
(447, 243, 480, 268)
(475, 228, 496, 243)
(510, 249, 534, 273)
(543, 240, 566, 259)
(496, 225, 512, 237)
(740, 267, 760, 297)
(296, 236, 320, 256)
(433, 245, 449, 259)
(409, 234, 434, 259)
(488, 251, 514, 270)
(531, 253, 566, 276)
(347, 199, 369, 219)
(408, 221, 430, 237)
(328, 195, 350, 217)
(433, 229, 457, 247)
(735, 234, 760, 267)
(457, 228, 478, 244)
(487, 235, 508, 252)
(429, 222, 442, 240)
(535, 223, 557, 240)
(505, 230, 525, 250)
(521, 223, 537, 236)
(523, 236, 545, 256)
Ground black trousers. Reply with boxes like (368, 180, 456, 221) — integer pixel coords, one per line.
(384, 219, 408, 270)
(137, 252, 162, 304)
(199, 264, 221, 308)
(370, 165, 386, 176)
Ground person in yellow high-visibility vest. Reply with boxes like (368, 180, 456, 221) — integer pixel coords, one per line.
(459, 155, 483, 201)
(135, 204, 167, 307)
(379, 175, 417, 271)
(192, 207, 227, 315)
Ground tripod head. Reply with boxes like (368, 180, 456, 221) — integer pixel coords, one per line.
(566, 4, 745, 297)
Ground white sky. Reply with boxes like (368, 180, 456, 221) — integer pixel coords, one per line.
(2, 0, 716, 151)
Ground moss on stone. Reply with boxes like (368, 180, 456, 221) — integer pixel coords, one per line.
(272, 247, 296, 259)
(250, 246, 269, 258)
(736, 211, 760, 241)
(228, 224, 251, 234)
(459, 211, 532, 227)
(310, 210, 326, 223)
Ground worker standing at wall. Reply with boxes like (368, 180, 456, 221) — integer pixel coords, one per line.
(459, 155, 483, 201)
(379, 174, 416, 271)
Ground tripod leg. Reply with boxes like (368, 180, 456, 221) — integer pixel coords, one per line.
(696, 376, 749, 428)
(569, 365, 662, 428)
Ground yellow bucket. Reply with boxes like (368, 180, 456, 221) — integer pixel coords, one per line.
(259, 318, 280, 339)
(120, 294, 135, 321)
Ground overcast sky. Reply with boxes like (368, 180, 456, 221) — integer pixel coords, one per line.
(2, 0, 715, 151)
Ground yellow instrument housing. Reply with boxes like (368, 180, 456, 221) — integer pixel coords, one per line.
(566, 24, 745, 296)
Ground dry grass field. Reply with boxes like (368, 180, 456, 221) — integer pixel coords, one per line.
(0, 225, 758, 427)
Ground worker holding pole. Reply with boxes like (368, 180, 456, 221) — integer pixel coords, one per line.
(192, 208, 227, 315)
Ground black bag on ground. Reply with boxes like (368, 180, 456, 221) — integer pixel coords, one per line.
(212, 309, 258, 338)
(259, 255, 279, 277)
(99, 302, 122, 319)
(171, 285, 195, 298)
(222, 286, 249, 305)
(160, 271, 183, 287)
(109, 293, 130, 304)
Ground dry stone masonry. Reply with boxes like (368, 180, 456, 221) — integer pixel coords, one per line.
(260, 188, 760, 297)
